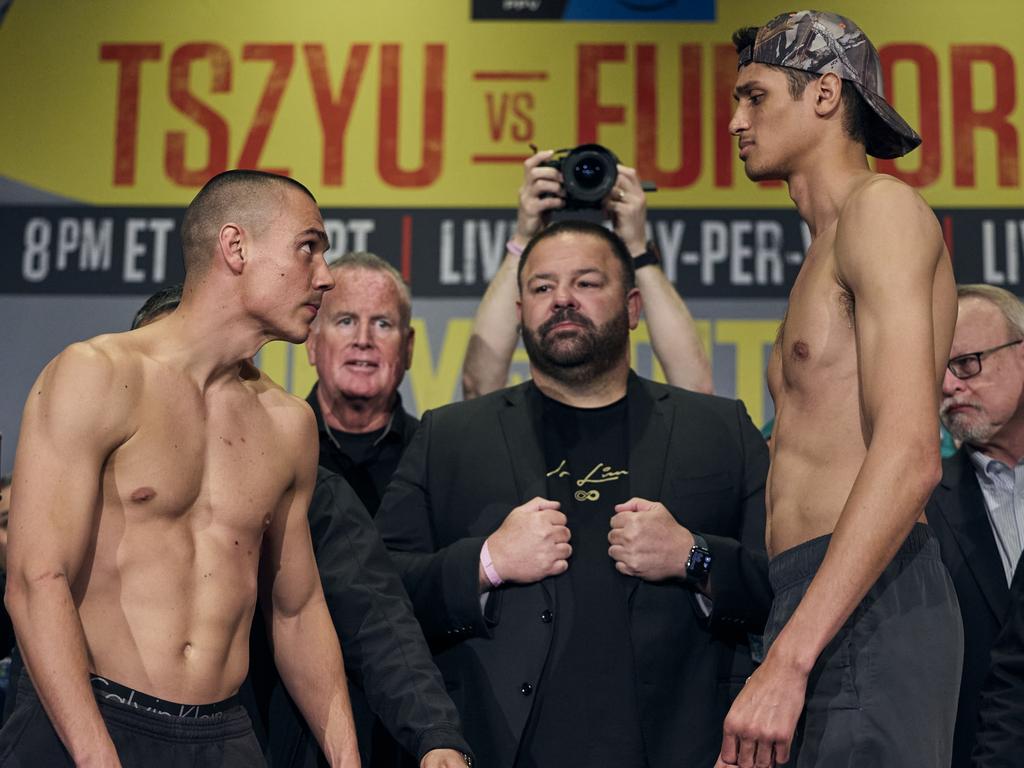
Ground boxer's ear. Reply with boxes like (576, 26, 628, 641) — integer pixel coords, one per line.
(218, 223, 245, 275)
(812, 72, 843, 119)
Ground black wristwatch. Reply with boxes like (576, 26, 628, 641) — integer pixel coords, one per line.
(632, 240, 661, 270)
(685, 533, 712, 587)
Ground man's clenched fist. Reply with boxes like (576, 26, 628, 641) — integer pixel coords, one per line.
(482, 497, 572, 589)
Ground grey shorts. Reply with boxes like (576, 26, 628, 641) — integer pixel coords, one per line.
(765, 524, 963, 768)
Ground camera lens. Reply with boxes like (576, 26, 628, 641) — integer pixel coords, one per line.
(559, 143, 618, 208)
(574, 157, 605, 188)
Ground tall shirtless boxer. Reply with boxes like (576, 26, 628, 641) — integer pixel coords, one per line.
(0, 171, 359, 767)
(717, 12, 961, 768)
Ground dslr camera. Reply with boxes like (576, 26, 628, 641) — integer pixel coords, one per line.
(540, 143, 620, 210)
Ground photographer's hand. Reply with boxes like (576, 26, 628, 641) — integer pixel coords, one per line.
(605, 165, 648, 256)
(514, 149, 565, 247)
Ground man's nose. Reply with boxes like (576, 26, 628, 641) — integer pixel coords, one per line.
(552, 284, 579, 308)
(941, 366, 965, 398)
(354, 322, 373, 347)
(315, 256, 335, 292)
(728, 104, 747, 136)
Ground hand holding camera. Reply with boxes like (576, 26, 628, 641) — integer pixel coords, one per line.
(513, 144, 653, 256)
(513, 149, 567, 247)
(603, 164, 648, 256)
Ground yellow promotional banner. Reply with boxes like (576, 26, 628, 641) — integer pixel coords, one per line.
(0, 0, 1021, 207)
(1, 0, 1021, 464)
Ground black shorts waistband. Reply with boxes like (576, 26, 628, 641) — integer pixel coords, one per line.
(13, 671, 255, 742)
(769, 523, 939, 593)
(90, 675, 240, 720)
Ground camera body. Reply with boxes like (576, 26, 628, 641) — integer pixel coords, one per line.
(539, 143, 619, 210)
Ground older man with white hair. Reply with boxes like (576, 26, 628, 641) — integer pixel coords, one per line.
(928, 283, 1024, 767)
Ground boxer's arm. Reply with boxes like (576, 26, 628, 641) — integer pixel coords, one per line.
(6, 344, 132, 767)
(262, 406, 359, 767)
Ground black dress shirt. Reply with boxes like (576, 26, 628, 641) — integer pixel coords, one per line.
(308, 384, 419, 516)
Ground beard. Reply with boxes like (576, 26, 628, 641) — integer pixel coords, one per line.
(940, 398, 997, 445)
(521, 305, 630, 385)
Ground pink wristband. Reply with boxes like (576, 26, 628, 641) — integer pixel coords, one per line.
(506, 239, 524, 257)
(480, 540, 504, 588)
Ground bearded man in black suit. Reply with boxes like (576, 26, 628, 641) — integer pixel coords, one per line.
(376, 219, 772, 768)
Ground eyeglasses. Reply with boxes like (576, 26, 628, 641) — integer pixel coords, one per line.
(947, 339, 1024, 380)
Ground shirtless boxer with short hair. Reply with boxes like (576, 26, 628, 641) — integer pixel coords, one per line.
(717, 12, 962, 768)
(0, 171, 359, 767)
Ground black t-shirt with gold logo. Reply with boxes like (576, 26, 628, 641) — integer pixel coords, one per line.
(514, 391, 647, 768)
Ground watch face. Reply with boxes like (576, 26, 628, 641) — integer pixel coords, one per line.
(688, 547, 712, 578)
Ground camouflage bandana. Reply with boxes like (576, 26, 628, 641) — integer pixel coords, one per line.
(737, 10, 921, 159)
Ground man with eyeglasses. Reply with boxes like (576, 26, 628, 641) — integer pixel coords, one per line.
(927, 283, 1024, 767)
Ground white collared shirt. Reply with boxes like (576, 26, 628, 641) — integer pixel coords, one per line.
(969, 448, 1024, 585)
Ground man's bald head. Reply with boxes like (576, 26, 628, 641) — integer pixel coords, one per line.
(180, 170, 319, 277)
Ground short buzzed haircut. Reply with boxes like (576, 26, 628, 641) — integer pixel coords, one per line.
(131, 283, 183, 330)
(180, 170, 318, 277)
(326, 251, 413, 329)
(958, 284, 1024, 338)
(517, 219, 636, 293)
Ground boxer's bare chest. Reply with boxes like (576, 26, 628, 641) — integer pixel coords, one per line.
(103, 367, 291, 533)
(768, 230, 858, 403)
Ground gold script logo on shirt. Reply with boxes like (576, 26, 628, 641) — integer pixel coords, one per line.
(546, 460, 629, 502)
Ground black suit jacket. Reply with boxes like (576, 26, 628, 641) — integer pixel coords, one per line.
(926, 449, 1011, 768)
(973, 550, 1024, 767)
(247, 468, 470, 766)
(375, 374, 772, 768)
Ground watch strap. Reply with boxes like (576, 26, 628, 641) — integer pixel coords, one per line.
(632, 240, 661, 270)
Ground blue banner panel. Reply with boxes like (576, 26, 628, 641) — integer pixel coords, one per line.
(472, 0, 715, 22)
